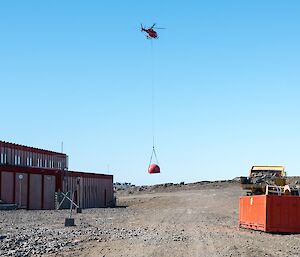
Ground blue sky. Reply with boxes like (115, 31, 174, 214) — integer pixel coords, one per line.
(1, 1, 300, 185)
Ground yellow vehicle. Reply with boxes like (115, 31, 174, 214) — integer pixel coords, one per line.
(240, 166, 286, 195)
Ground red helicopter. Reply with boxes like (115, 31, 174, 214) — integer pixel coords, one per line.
(141, 23, 165, 39)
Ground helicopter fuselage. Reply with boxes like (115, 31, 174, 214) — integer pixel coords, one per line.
(142, 28, 158, 39)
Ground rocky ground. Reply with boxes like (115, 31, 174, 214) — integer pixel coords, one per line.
(1, 180, 300, 256)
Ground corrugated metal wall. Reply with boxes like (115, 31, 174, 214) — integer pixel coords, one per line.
(63, 174, 113, 208)
(0, 170, 57, 209)
(0, 141, 113, 210)
(0, 141, 68, 170)
(0, 167, 113, 210)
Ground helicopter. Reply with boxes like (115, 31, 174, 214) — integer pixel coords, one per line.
(141, 23, 165, 39)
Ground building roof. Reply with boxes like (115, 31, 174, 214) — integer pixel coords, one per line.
(0, 140, 66, 156)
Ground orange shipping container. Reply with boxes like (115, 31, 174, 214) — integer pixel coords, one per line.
(239, 195, 300, 233)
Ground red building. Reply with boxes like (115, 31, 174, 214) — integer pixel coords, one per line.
(0, 141, 113, 210)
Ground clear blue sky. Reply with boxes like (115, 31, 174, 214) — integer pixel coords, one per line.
(1, 1, 300, 185)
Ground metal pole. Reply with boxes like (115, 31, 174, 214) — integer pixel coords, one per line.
(77, 178, 80, 208)
(19, 181, 21, 208)
(18, 174, 23, 208)
(69, 191, 75, 218)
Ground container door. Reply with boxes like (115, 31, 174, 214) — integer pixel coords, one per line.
(1, 172, 14, 203)
(29, 174, 42, 210)
(43, 175, 56, 209)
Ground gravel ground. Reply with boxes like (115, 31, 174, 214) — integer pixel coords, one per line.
(1, 181, 300, 256)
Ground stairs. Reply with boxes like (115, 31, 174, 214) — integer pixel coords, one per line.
(0, 200, 17, 211)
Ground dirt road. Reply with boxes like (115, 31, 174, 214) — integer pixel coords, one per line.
(1, 182, 300, 256)
(88, 184, 300, 257)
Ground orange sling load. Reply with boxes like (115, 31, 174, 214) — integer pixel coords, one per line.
(148, 146, 160, 174)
